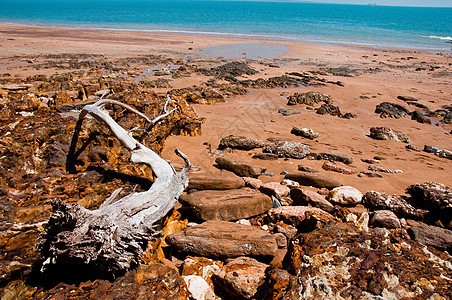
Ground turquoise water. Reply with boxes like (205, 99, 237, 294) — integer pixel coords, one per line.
(0, 0, 451, 50)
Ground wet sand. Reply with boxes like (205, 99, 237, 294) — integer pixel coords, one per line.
(1, 22, 451, 195)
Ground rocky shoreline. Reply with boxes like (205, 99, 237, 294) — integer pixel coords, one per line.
(0, 24, 451, 299)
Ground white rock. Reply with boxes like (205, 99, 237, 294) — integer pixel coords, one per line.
(327, 186, 363, 205)
(183, 275, 215, 300)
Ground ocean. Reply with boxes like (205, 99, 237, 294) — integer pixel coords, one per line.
(0, 0, 451, 51)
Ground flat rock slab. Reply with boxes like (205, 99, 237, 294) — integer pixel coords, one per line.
(187, 171, 245, 190)
(407, 221, 452, 252)
(290, 188, 334, 213)
(218, 135, 264, 150)
(166, 220, 278, 259)
(215, 157, 266, 178)
(285, 172, 341, 189)
(317, 151, 353, 164)
(268, 206, 335, 227)
(263, 141, 311, 159)
(179, 188, 272, 221)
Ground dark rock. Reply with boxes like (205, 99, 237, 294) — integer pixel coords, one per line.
(297, 166, 318, 173)
(397, 95, 418, 102)
(316, 103, 342, 117)
(317, 151, 353, 164)
(187, 171, 245, 190)
(358, 171, 383, 178)
(285, 172, 341, 189)
(443, 112, 452, 124)
(291, 127, 319, 139)
(278, 108, 301, 116)
(215, 157, 266, 178)
(179, 188, 272, 221)
(166, 220, 278, 259)
(370, 210, 401, 229)
(199, 62, 258, 78)
(369, 127, 410, 143)
(287, 91, 332, 106)
(375, 102, 409, 118)
(252, 153, 279, 161)
(405, 144, 421, 152)
(218, 135, 264, 150)
(424, 145, 443, 153)
(212, 257, 267, 299)
(263, 141, 311, 159)
(290, 188, 335, 213)
(363, 191, 427, 219)
(408, 221, 452, 252)
(411, 110, 431, 124)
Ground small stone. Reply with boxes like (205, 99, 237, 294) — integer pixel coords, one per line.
(290, 188, 335, 213)
(297, 166, 319, 173)
(322, 161, 357, 175)
(361, 158, 380, 164)
(369, 127, 410, 143)
(218, 135, 264, 150)
(370, 210, 401, 229)
(327, 186, 363, 205)
(242, 177, 263, 189)
(291, 127, 319, 139)
(287, 91, 332, 106)
(183, 275, 216, 300)
(268, 206, 335, 227)
(252, 153, 279, 160)
(278, 108, 301, 116)
(375, 102, 409, 118)
(411, 110, 431, 124)
(280, 179, 300, 188)
(263, 141, 311, 159)
(317, 151, 353, 164)
(285, 172, 341, 189)
(260, 182, 290, 199)
(215, 157, 266, 178)
(405, 144, 421, 152)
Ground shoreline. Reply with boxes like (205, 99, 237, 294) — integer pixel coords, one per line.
(1, 21, 451, 55)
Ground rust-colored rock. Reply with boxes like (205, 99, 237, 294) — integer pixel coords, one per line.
(215, 156, 266, 178)
(285, 172, 341, 189)
(187, 170, 245, 190)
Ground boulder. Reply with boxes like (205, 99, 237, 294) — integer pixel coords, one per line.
(407, 221, 452, 252)
(166, 220, 278, 259)
(278, 108, 301, 116)
(327, 186, 363, 205)
(285, 172, 341, 189)
(290, 127, 319, 139)
(268, 206, 336, 227)
(218, 135, 264, 150)
(212, 257, 267, 299)
(263, 141, 311, 159)
(287, 91, 332, 106)
(188, 171, 245, 190)
(215, 157, 266, 178)
(179, 188, 272, 221)
(411, 110, 431, 124)
(317, 151, 353, 164)
(260, 182, 290, 199)
(375, 102, 409, 118)
(322, 162, 357, 175)
(183, 275, 216, 300)
(290, 188, 335, 213)
(363, 191, 428, 219)
(369, 127, 410, 143)
(370, 210, 401, 229)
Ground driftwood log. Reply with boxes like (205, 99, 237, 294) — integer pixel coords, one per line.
(37, 98, 190, 277)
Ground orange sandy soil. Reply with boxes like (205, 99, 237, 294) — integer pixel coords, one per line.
(1, 22, 451, 195)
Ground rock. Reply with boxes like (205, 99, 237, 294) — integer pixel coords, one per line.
(290, 127, 319, 139)
(262, 268, 291, 300)
(212, 257, 267, 299)
(363, 191, 428, 219)
(437, 149, 452, 160)
(252, 153, 279, 160)
(322, 162, 357, 175)
(275, 223, 298, 240)
(370, 210, 401, 229)
(423, 145, 443, 153)
(268, 206, 336, 227)
(218, 135, 264, 150)
(397, 95, 418, 102)
(367, 165, 401, 174)
(166, 220, 278, 259)
(407, 221, 452, 252)
(358, 171, 383, 178)
(263, 141, 311, 159)
(290, 188, 335, 213)
(442, 111, 452, 124)
(183, 275, 215, 300)
(179, 188, 272, 221)
(287, 91, 332, 106)
(200, 61, 258, 78)
(297, 165, 318, 173)
(361, 158, 380, 164)
(278, 108, 301, 116)
(285, 172, 341, 189)
(242, 177, 263, 189)
(405, 144, 421, 152)
(411, 110, 431, 124)
(375, 102, 409, 118)
(215, 157, 266, 178)
(0, 83, 33, 91)
(317, 151, 353, 164)
(327, 186, 363, 205)
(181, 256, 223, 284)
(316, 103, 342, 117)
(260, 182, 290, 199)
(369, 127, 410, 143)
(188, 171, 245, 190)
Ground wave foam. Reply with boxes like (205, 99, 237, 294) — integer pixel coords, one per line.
(424, 35, 452, 40)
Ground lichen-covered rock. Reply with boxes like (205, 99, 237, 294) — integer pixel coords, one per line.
(375, 102, 409, 118)
(212, 257, 268, 299)
(290, 127, 319, 139)
(263, 141, 311, 159)
(369, 127, 410, 143)
(287, 91, 332, 106)
(363, 191, 428, 219)
(218, 135, 264, 150)
(327, 186, 363, 205)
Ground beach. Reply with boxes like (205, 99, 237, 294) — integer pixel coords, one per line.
(0, 22, 451, 298)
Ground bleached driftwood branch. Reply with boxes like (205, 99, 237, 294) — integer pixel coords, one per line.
(38, 98, 190, 277)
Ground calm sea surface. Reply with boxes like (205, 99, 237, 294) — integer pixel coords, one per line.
(0, 0, 451, 50)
